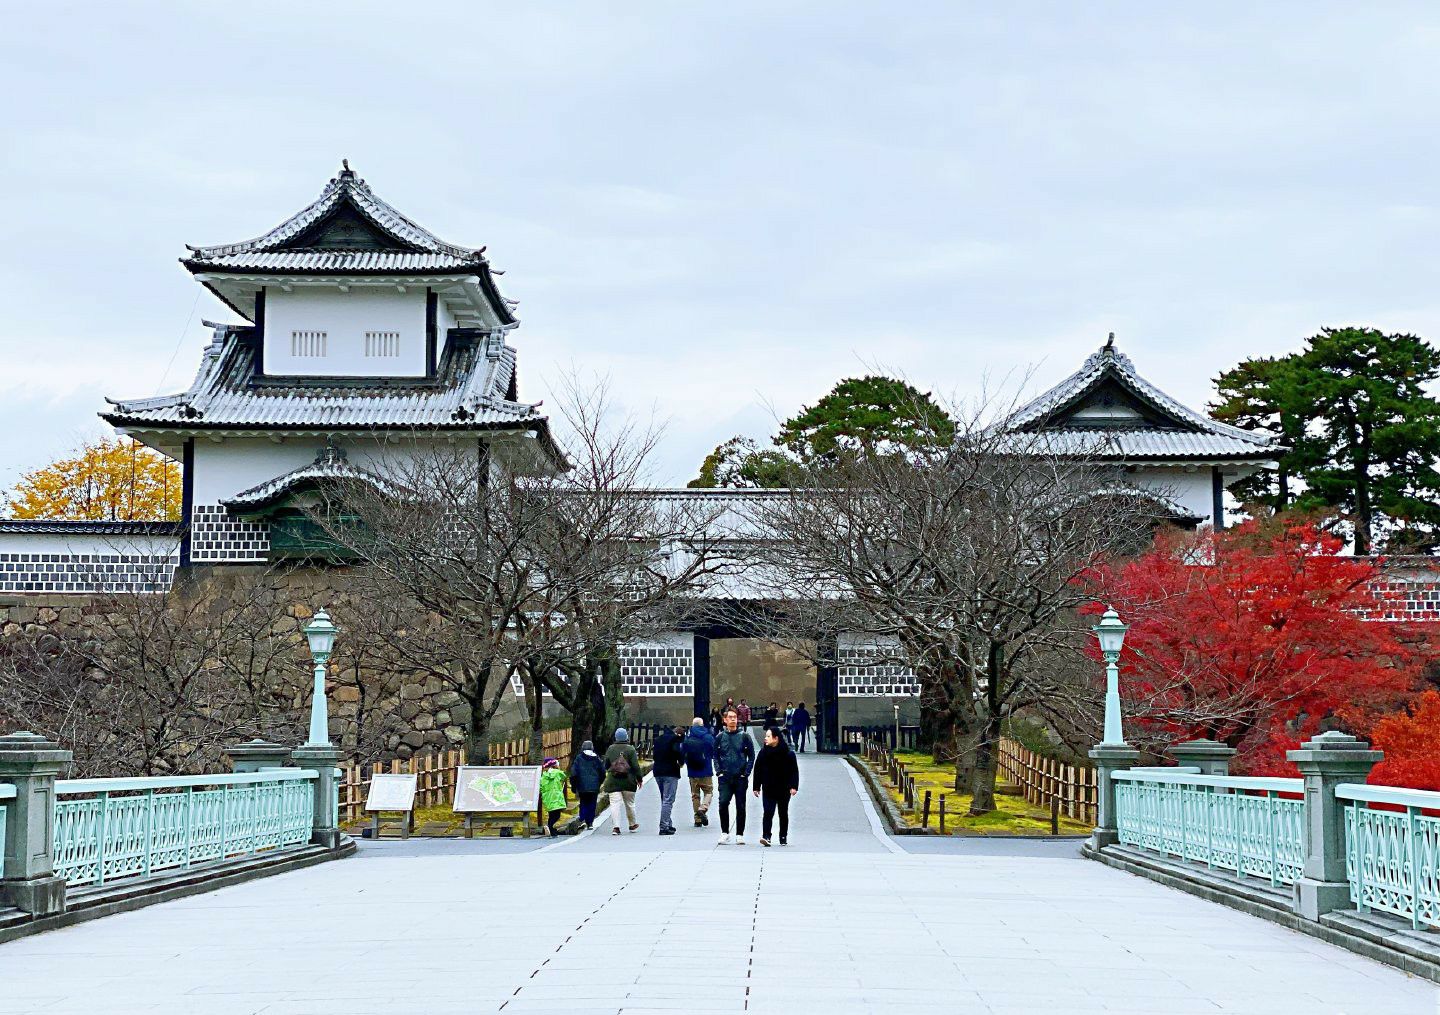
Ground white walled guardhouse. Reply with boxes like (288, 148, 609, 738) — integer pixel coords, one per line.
(0, 163, 1315, 745)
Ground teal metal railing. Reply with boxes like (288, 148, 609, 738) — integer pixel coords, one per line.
(1340, 783, 1440, 931)
(1114, 769, 1306, 887)
(52, 770, 317, 888)
(0, 782, 14, 879)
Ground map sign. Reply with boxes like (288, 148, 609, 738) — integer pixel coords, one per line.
(453, 766, 541, 813)
(366, 773, 418, 813)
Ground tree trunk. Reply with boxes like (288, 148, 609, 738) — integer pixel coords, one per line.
(567, 666, 601, 752)
(525, 679, 545, 764)
(967, 709, 1004, 815)
(464, 695, 492, 766)
(598, 653, 628, 751)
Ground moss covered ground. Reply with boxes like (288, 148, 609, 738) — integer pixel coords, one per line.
(870, 750, 1091, 836)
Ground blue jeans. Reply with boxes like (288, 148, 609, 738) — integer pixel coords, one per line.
(656, 775, 679, 831)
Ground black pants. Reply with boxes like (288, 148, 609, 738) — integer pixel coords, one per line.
(717, 774, 747, 835)
(762, 792, 790, 841)
(547, 808, 563, 835)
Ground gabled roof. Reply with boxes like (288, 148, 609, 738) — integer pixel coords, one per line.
(181, 162, 516, 325)
(1000, 337, 1279, 464)
(222, 445, 400, 514)
(101, 323, 557, 459)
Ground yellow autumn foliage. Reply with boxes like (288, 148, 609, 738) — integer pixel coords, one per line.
(8, 438, 182, 521)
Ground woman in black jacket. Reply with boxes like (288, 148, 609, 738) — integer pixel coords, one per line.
(751, 726, 800, 846)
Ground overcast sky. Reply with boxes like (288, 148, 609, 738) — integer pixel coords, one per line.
(3, 3, 1439, 491)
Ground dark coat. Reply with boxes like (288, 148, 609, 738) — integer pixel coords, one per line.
(569, 750, 606, 795)
(752, 741, 800, 796)
(790, 705, 812, 732)
(682, 726, 716, 778)
(651, 727, 684, 779)
(602, 742, 642, 794)
(715, 728, 755, 780)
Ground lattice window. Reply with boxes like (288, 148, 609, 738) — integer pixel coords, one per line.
(290, 330, 327, 357)
(364, 330, 400, 357)
(838, 644, 919, 697)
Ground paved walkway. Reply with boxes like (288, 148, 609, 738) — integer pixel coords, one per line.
(0, 756, 1434, 1014)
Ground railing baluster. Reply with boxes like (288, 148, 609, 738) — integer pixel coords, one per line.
(1408, 805, 1422, 931)
(97, 792, 109, 887)
(184, 787, 193, 868)
(143, 789, 153, 879)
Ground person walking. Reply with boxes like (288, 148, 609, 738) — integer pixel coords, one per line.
(790, 701, 812, 753)
(652, 723, 684, 836)
(569, 740, 605, 829)
(540, 757, 568, 837)
(714, 707, 755, 845)
(603, 728, 643, 835)
(752, 726, 800, 846)
(709, 706, 723, 733)
(683, 716, 717, 827)
(736, 699, 752, 728)
(763, 702, 780, 729)
(783, 702, 796, 745)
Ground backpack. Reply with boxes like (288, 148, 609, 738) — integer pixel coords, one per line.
(608, 752, 631, 778)
(683, 734, 708, 769)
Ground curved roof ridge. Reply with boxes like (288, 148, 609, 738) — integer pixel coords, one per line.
(187, 164, 480, 260)
(1005, 338, 1274, 446)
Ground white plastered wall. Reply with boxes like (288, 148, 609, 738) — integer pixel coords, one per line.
(264, 287, 427, 377)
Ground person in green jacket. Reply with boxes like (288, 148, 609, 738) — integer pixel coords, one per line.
(539, 757, 568, 837)
(602, 728, 643, 835)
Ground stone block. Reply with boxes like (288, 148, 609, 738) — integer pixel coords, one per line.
(399, 683, 423, 701)
(335, 685, 361, 703)
(414, 714, 435, 731)
(450, 701, 473, 726)
(434, 709, 451, 726)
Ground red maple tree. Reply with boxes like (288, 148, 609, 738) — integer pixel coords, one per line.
(1085, 518, 1421, 773)
(1369, 690, 1440, 790)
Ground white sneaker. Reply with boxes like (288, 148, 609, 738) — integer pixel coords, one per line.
(718, 832, 733, 845)
(736, 835, 746, 845)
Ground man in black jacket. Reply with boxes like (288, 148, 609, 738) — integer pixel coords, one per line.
(751, 726, 800, 846)
(714, 707, 755, 845)
(651, 724, 684, 835)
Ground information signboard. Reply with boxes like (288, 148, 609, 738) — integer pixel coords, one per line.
(366, 773, 418, 813)
(453, 766, 541, 813)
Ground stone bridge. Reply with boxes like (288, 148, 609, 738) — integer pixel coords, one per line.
(0, 729, 1435, 1014)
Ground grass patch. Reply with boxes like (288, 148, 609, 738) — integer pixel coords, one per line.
(346, 800, 583, 839)
(869, 750, 1090, 836)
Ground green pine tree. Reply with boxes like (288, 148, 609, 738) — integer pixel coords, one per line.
(1212, 327, 1440, 553)
(775, 376, 955, 462)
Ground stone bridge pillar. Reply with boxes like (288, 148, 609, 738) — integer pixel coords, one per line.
(1088, 742, 1139, 851)
(291, 744, 345, 850)
(0, 732, 72, 915)
(226, 738, 291, 772)
(1287, 731, 1382, 920)
(1171, 739, 1237, 776)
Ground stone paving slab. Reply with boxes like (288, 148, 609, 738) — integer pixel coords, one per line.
(0, 756, 1433, 1014)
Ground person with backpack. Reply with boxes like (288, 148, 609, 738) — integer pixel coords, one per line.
(569, 741, 606, 829)
(790, 701, 812, 753)
(651, 723, 684, 836)
(682, 716, 717, 827)
(714, 707, 755, 845)
(603, 728, 642, 835)
(751, 726, 800, 846)
(539, 757, 568, 837)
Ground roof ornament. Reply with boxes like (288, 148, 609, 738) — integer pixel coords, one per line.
(1104, 331, 1116, 351)
(315, 443, 348, 465)
(340, 158, 353, 177)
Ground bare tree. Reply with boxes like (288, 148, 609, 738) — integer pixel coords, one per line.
(747, 392, 1157, 813)
(313, 383, 730, 761)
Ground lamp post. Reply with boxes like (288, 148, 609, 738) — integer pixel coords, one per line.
(893, 699, 901, 751)
(302, 608, 338, 747)
(1092, 606, 1128, 747)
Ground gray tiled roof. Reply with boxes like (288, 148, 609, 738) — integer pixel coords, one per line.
(1000, 338, 1278, 463)
(1001, 428, 1281, 462)
(180, 165, 516, 322)
(223, 447, 401, 512)
(186, 164, 479, 262)
(0, 520, 182, 536)
(101, 324, 549, 438)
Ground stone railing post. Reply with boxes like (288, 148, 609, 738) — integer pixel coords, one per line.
(1286, 731, 1382, 920)
(0, 732, 72, 915)
(291, 743, 344, 850)
(1088, 742, 1139, 850)
(1170, 738, 1237, 776)
(226, 738, 291, 773)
